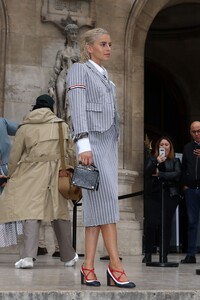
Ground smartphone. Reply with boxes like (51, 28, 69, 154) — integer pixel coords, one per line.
(195, 145, 200, 150)
(159, 147, 165, 157)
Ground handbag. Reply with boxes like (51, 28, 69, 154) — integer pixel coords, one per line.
(58, 122, 82, 201)
(72, 164, 100, 191)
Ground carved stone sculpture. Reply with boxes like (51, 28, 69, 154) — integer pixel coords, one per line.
(48, 24, 80, 120)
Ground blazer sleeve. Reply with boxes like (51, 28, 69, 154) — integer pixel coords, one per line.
(4, 118, 19, 136)
(66, 63, 88, 138)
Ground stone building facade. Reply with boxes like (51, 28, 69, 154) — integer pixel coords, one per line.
(1, 0, 200, 256)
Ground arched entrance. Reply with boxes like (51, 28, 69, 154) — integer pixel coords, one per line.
(125, 0, 200, 253)
(125, 0, 200, 171)
(144, 2, 200, 149)
(144, 61, 187, 152)
(144, 2, 200, 253)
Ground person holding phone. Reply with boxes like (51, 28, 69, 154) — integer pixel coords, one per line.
(180, 121, 200, 264)
(143, 136, 181, 263)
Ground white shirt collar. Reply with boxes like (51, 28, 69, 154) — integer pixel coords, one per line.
(89, 59, 104, 74)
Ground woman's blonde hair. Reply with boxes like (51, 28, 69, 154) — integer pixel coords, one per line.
(80, 28, 109, 62)
(154, 136, 175, 160)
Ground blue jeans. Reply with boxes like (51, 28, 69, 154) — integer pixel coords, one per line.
(185, 188, 200, 256)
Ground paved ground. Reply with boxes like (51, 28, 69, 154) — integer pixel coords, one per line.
(0, 253, 200, 299)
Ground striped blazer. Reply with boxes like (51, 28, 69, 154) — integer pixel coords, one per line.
(66, 61, 119, 137)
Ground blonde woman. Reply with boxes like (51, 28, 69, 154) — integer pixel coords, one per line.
(66, 28, 135, 288)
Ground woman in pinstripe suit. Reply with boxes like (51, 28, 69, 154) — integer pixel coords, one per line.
(66, 28, 135, 288)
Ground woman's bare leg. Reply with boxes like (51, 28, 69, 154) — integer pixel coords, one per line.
(83, 226, 100, 280)
(100, 223, 128, 281)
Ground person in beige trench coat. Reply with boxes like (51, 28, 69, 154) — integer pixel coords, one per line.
(0, 94, 78, 269)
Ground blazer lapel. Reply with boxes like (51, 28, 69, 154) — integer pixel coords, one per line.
(85, 61, 111, 88)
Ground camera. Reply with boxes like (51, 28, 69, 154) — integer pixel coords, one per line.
(159, 147, 165, 157)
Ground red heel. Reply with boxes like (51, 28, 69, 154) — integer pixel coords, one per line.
(107, 265, 135, 288)
(80, 265, 101, 286)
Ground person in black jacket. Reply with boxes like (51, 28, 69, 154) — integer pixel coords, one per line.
(143, 136, 181, 263)
(180, 121, 200, 264)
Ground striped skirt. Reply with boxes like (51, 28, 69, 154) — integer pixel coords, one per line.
(0, 222, 23, 248)
(81, 124, 119, 227)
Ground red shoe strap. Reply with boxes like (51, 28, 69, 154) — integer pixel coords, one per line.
(108, 265, 127, 282)
(81, 265, 97, 280)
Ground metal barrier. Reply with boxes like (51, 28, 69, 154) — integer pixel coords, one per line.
(72, 190, 144, 251)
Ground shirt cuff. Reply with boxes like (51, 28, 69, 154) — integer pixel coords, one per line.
(77, 137, 91, 154)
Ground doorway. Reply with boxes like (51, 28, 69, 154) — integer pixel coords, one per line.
(143, 2, 200, 253)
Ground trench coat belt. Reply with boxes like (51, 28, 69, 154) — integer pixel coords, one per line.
(19, 154, 60, 163)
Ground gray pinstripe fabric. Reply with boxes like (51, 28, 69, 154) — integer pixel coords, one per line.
(66, 61, 120, 226)
(82, 125, 119, 226)
(66, 61, 120, 136)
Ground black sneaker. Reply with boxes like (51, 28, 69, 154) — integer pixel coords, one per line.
(52, 251, 60, 258)
(37, 247, 48, 256)
(180, 255, 196, 264)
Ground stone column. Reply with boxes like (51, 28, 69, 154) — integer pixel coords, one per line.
(117, 168, 143, 255)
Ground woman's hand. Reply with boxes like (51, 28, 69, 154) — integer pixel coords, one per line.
(0, 175, 8, 187)
(157, 154, 166, 164)
(78, 151, 93, 166)
(194, 148, 200, 157)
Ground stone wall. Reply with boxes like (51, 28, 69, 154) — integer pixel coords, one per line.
(0, 0, 143, 256)
(1, 0, 200, 256)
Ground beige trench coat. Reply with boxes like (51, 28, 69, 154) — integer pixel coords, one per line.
(0, 108, 74, 223)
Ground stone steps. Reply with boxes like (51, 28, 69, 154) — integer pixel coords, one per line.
(0, 290, 200, 300)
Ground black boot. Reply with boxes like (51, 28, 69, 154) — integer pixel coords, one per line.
(180, 255, 196, 264)
(142, 253, 152, 263)
(37, 247, 48, 256)
(159, 255, 168, 263)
